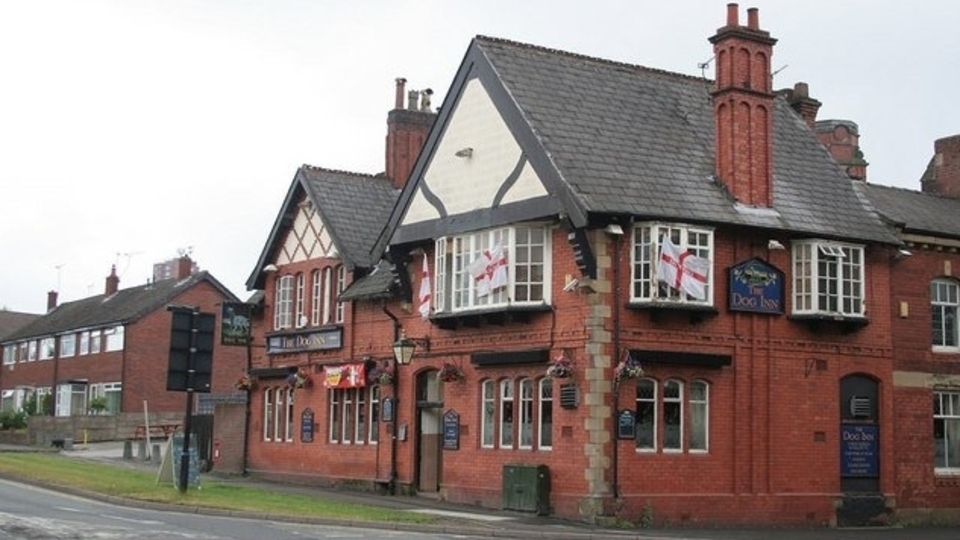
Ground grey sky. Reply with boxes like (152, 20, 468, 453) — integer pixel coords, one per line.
(2, 0, 957, 314)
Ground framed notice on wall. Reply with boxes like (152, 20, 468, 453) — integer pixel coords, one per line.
(301, 408, 314, 443)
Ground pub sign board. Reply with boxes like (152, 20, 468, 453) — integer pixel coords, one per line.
(840, 424, 879, 477)
(728, 258, 784, 315)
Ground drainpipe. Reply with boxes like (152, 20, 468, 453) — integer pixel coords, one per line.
(383, 306, 402, 495)
(609, 227, 624, 502)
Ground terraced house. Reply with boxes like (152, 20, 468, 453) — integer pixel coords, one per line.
(0, 257, 246, 421)
(234, 4, 960, 527)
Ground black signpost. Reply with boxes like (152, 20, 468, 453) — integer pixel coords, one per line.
(166, 305, 215, 493)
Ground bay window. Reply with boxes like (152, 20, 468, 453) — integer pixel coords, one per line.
(631, 223, 713, 305)
(792, 240, 865, 317)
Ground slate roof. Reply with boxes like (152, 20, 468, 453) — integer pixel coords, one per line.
(300, 166, 397, 268)
(338, 260, 402, 302)
(394, 36, 898, 245)
(246, 166, 398, 291)
(0, 310, 39, 341)
(859, 182, 960, 239)
(1, 271, 237, 342)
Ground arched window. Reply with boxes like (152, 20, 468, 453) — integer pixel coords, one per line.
(481, 380, 495, 448)
(689, 380, 709, 451)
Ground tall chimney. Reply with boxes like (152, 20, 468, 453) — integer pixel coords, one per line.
(105, 265, 119, 296)
(385, 77, 435, 190)
(709, 3, 778, 207)
(46, 290, 58, 311)
(921, 134, 960, 198)
(815, 119, 868, 181)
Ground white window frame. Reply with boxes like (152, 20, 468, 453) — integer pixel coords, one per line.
(2, 344, 14, 365)
(635, 378, 657, 452)
(310, 269, 321, 326)
(792, 240, 865, 317)
(295, 273, 306, 328)
(27, 340, 37, 362)
(519, 378, 534, 450)
(59, 334, 76, 358)
(630, 223, 714, 305)
(538, 378, 553, 451)
(663, 380, 684, 452)
(79, 332, 90, 355)
(689, 380, 709, 452)
(322, 267, 333, 324)
(328, 387, 378, 445)
(434, 224, 551, 314)
(932, 279, 959, 351)
(90, 330, 102, 354)
(284, 388, 294, 442)
(263, 387, 275, 441)
(274, 275, 293, 330)
(481, 380, 495, 448)
(335, 265, 346, 323)
(499, 379, 515, 448)
(39, 337, 55, 360)
(104, 326, 124, 352)
(935, 391, 960, 474)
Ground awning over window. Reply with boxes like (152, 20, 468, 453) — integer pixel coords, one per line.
(323, 362, 368, 389)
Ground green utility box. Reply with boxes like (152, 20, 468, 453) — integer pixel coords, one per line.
(502, 464, 550, 515)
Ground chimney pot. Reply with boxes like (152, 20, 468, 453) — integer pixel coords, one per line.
(747, 7, 759, 29)
(794, 81, 809, 98)
(726, 3, 739, 26)
(394, 77, 406, 110)
(407, 89, 420, 111)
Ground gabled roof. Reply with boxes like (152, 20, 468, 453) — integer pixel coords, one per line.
(2, 271, 237, 342)
(860, 182, 960, 240)
(246, 166, 398, 291)
(0, 310, 39, 341)
(378, 35, 899, 254)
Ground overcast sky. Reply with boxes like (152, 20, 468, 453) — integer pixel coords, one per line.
(2, 0, 957, 314)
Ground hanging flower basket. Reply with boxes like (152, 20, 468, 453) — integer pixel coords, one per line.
(545, 354, 573, 379)
(437, 362, 465, 383)
(286, 367, 311, 389)
(614, 356, 644, 382)
(235, 374, 254, 391)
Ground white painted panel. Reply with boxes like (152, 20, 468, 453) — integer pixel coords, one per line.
(404, 78, 548, 226)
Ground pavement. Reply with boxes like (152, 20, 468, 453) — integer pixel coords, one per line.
(1, 441, 956, 540)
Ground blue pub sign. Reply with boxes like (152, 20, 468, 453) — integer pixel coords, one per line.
(728, 258, 784, 314)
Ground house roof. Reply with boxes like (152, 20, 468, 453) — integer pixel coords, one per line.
(246, 166, 398, 291)
(0, 310, 40, 341)
(380, 35, 900, 252)
(2, 271, 238, 342)
(859, 182, 960, 240)
(337, 259, 402, 302)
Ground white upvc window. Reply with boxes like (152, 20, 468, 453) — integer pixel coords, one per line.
(630, 223, 714, 305)
(90, 330, 102, 354)
(263, 387, 275, 441)
(792, 240, 865, 317)
(434, 224, 551, 314)
(2, 344, 14, 365)
(689, 380, 709, 452)
(79, 332, 90, 355)
(104, 326, 124, 352)
(499, 379, 515, 448)
(39, 337, 55, 360)
(27, 341, 37, 362)
(284, 388, 295, 442)
(328, 387, 378, 444)
(932, 279, 959, 350)
(59, 334, 76, 358)
(274, 275, 294, 330)
(935, 391, 960, 473)
(635, 378, 657, 451)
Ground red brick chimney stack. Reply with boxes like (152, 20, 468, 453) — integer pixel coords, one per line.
(709, 3, 777, 207)
(921, 135, 960, 198)
(385, 77, 435, 190)
(105, 265, 119, 296)
(782, 82, 822, 129)
(815, 120, 867, 181)
(176, 256, 193, 279)
(46, 290, 58, 311)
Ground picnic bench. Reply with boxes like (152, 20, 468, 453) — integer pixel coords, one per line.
(134, 423, 181, 439)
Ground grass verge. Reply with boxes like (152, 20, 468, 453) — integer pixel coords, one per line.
(0, 452, 435, 524)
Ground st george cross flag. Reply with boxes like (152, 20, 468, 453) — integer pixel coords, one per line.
(488, 243, 508, 291)
(657, 235, 710, 300)
(418, 252, 432, 319)
(467, 251, 491, 297)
